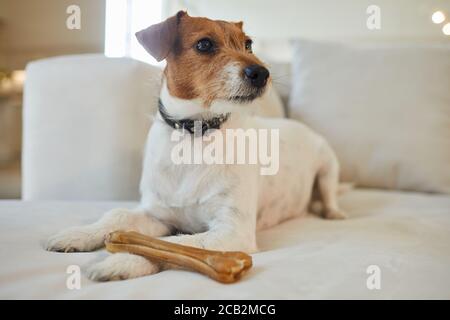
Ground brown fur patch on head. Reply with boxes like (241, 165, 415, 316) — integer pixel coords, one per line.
(154, 13, 267, 106)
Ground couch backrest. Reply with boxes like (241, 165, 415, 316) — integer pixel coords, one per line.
(23, 54, 162, 201)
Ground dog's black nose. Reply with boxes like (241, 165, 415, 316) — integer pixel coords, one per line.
(244, 65, 270, 88)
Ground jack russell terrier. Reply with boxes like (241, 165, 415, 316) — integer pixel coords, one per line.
(46, 11, 346, 281)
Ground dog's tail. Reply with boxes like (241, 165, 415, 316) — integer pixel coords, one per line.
(309, 182, 354, 215)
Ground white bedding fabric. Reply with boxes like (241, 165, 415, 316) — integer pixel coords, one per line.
(0, 189, 449, 299)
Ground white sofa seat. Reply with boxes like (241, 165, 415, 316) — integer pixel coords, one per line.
(0, 189, 449, 299)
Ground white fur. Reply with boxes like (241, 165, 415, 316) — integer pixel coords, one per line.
(47, 80, 345, 281)
(222, 62, 245, 99)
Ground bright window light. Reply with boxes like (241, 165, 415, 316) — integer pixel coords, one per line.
(105, 0, 162, 65)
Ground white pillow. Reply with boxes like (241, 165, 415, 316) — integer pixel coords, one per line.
(289, 40, 450, 194)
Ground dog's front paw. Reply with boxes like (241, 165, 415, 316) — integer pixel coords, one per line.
(324, 209, 348, 220)
(46, 226, 104, 252)
(86, 253, 159, 281)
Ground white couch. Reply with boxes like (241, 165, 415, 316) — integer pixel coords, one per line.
(0, 54, 449, 299)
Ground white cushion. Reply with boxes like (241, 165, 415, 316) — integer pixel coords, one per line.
(23, 54, 162, 201)
(289, 40, 450, 194)
(1, 189, 450, 298)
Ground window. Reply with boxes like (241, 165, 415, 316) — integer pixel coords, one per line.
(104, 0, 163, 65)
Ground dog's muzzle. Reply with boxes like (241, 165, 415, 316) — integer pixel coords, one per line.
(230, 65, 270, 103)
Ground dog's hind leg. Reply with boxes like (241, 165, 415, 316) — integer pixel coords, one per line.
(46, 208, 171, 252)
(317, 144, 347, 220)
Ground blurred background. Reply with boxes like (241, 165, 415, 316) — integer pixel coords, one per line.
(0, 0, 449, 199)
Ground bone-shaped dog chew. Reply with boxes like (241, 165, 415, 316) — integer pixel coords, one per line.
(104, 231, 253, 283)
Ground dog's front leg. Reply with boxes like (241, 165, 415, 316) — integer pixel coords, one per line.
(46, 207, 170, 252)
(162, 201, 258, 253)
(161, 228, 258, 253)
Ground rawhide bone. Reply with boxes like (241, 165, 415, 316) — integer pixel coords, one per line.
(105, 231, 253, 283)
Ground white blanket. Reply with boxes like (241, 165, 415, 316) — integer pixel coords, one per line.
(0, 189, 449, 299)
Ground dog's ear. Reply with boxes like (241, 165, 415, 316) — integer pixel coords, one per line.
(234, 21, 243, 29)
(135, 11, 187, 62)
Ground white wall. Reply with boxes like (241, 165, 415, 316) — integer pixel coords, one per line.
(0, 0, 105, 70)
(168, 0, 450, 61)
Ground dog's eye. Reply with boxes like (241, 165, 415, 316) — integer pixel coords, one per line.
(245, 39, 253, 52)
(196, 38, 214, 53)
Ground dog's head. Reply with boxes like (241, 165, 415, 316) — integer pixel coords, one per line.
(136, 11, 270, 106)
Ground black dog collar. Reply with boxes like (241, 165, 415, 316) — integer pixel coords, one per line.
(158, 99, 230, 135)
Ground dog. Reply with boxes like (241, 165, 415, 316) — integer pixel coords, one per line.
(46, 11, 346, 281)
